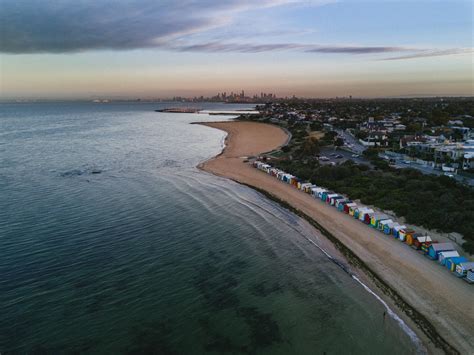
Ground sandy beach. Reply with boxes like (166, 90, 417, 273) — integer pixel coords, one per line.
(198, 121, 473, 354)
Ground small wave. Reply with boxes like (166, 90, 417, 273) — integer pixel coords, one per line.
(157, 159, 181, 168)
(60, 167, 103, 177)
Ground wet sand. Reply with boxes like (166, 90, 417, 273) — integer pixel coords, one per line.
(197, 121, 473, 354)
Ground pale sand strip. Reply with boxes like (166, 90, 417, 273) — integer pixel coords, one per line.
(197, 121, 473, 354)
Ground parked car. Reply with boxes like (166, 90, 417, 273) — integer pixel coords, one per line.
(351, 154, 359, 158)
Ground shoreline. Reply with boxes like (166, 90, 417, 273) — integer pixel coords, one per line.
(196, 121, 473, 355)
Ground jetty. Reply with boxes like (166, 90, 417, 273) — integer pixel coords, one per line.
(155, 107, 201, 113)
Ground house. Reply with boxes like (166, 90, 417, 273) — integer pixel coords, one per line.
(454, 262, 474, 277)
(445, 256, 467, 272)
(427, 243, 456, 260)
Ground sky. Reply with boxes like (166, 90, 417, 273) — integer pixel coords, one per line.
(0, 0, 472, 99)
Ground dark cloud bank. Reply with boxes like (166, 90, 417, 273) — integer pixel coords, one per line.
(0, 0, 470, 60)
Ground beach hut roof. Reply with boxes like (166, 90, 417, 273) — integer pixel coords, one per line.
(458, 262, 474, 270)
(394, 225, 406, 231)
(416, 236, 432, 243)
(430, 243, 455, 252)
(439, 251, 459, 258)
(447, 256, 467, 264)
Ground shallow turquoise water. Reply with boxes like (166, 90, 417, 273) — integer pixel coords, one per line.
(0, 102, 418, 353)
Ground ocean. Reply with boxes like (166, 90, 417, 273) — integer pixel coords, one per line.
(0, 102, 420, 354)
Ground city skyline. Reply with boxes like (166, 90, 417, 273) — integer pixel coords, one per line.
(0, 0, 473, 99)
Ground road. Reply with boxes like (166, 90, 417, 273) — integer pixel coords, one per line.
(335, 129, 367, 154)
(391, 159, 474, 186)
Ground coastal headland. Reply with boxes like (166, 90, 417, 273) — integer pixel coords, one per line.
(196, 121, 473, 355)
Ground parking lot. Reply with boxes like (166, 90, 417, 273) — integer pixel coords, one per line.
(318, 147, 370, 166)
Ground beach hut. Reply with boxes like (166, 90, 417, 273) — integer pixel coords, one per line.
(421, 240, 436, 254)
(354, 207, 366, 220)
(377, 219, 393, 231)
(330, 195, 344, 206)
(392, 225, 406, 239)
(305, 184, 316, 194)
(321, 191, 334, 202)
(349, 203, 359, 218)
(290, 177, 299, 187)
(465, 270, 474, 284)
(369, 213, 385, 227)
(314, 188, 327, 200)
(438, 251, 460, 266)
(311, 187, 322, 197)
(398, 228, 415, 242)
(359, 209, 374, 222)
(336, 199, 347, 211)
(325, 193, 339, 204)
(404, 231, 417, 245)
(373, 215, 389, 228)
(413, 235, 432, 250)
(445, 256, 467, 272)
(338, 200, 351, 212)
(299, 182, 312, 192)
(427, 243, 456, 260)
(334, 198, 347, 208)
(454, 262, 474, 277)
(364, 212, 377, 225)
(345, 203, 357, 215)
(383, 222, 396, 235)
(284, 174, 294, 184)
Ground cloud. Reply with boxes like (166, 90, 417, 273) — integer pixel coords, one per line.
(0, 0, 469, 62)
(0, 0, 333, 53)
(381, 48, 474, 60)
(169, 41, 472, 61)
(168, 41, 411, 54)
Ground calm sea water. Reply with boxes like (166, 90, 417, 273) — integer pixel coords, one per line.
(0, 102, 419, 354)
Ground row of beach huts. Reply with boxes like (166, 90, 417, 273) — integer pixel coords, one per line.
(253, 160, 474, 283)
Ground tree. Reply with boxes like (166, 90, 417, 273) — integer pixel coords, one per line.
(334, 137, 344, 147)
(301, 137, 320, 157)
